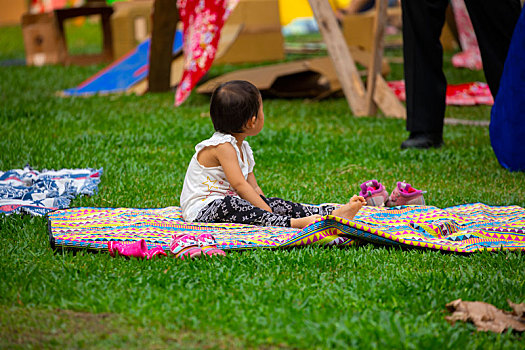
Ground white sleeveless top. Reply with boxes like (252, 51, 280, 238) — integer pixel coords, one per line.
(180, 132, 255, 222)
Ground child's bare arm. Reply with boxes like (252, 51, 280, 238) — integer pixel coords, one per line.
(216, 143, 272, 212)
(247, 172, 265, 196)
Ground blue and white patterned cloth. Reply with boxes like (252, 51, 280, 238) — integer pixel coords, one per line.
(0, 165, 102, 216)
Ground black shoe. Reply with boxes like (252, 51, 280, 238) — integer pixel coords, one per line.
(401, 132, 443, 149)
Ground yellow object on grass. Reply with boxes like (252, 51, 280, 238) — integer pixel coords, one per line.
(278, 0, 350, 25)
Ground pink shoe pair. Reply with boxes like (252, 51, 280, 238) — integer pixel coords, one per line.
(108, 239, 167, 259)
(359, 180, 426, 207)
(170, 233, 226, 260)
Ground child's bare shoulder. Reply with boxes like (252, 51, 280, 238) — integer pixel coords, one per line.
(197, 142, 234, 167)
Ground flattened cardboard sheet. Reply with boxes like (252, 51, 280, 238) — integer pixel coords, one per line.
(197, 57, 340, 98)
(197, 51, 390, 99)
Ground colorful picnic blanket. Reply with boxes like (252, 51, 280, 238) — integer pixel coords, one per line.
(47, 203, 525, 254)
(1, 166, 102, 216)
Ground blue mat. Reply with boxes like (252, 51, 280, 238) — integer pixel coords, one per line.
(1, 166, 102, 216)
(62, 30, 183, 96)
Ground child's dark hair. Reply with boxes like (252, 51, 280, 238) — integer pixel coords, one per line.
(210, 80, 261, 134)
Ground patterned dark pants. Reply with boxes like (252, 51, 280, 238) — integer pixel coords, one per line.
(194, 195, 336, 227)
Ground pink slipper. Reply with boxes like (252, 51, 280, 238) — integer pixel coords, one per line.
(108, 239, 148, 259)
(146, 245, 167, 259)
(197, 233, 227, 257)
(170, 234, 202, 260)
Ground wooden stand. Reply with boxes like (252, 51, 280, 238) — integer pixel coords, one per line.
(148, 0, 405, 117)
(308, 0, 367, 116)
(54, 3, 114, 65)
(308, 0, 405, 118)
(148, 0, 179, 92)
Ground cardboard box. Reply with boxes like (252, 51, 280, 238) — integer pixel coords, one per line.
(214, 30, 284, 64)
(111, 0, 153, 59)
(0, 0, 27, 26)
(227, 0, 281, 29)
(21, 12, 66, 66)
(341, 7, 404, 52)
(198, 57, 340, 98)
(341, 12, 375, 52)
(214, 0, 284, 64)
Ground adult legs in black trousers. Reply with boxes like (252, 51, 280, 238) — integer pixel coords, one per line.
(400, 0, 521, 149)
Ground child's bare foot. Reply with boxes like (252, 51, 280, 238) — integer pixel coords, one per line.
(331, 195, 366, 221)
(291, 214, 322, 229)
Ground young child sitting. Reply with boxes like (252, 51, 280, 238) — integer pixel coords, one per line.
(180, 80, 366, 229)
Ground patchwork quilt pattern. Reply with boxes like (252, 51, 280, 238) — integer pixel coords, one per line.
(47, 203, 525, 254)
(1, 166, 102, 216)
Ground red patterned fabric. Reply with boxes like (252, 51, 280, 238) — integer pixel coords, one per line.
(450, 0, 482, 70)
(175, 0, 239, 106)
(387, 81, 494, 106)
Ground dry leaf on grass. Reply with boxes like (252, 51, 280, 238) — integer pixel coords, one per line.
(445, 299, 525, 333)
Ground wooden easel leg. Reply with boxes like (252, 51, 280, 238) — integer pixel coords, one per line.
(307, 0, 367, 116)
(365, 0, 388, 115)
(149, 0, 179, 93)
(373, 74, 406, 119)
(364, 0, 407, 118)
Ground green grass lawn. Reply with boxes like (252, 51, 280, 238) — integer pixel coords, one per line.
(1, 23, 524, 349)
